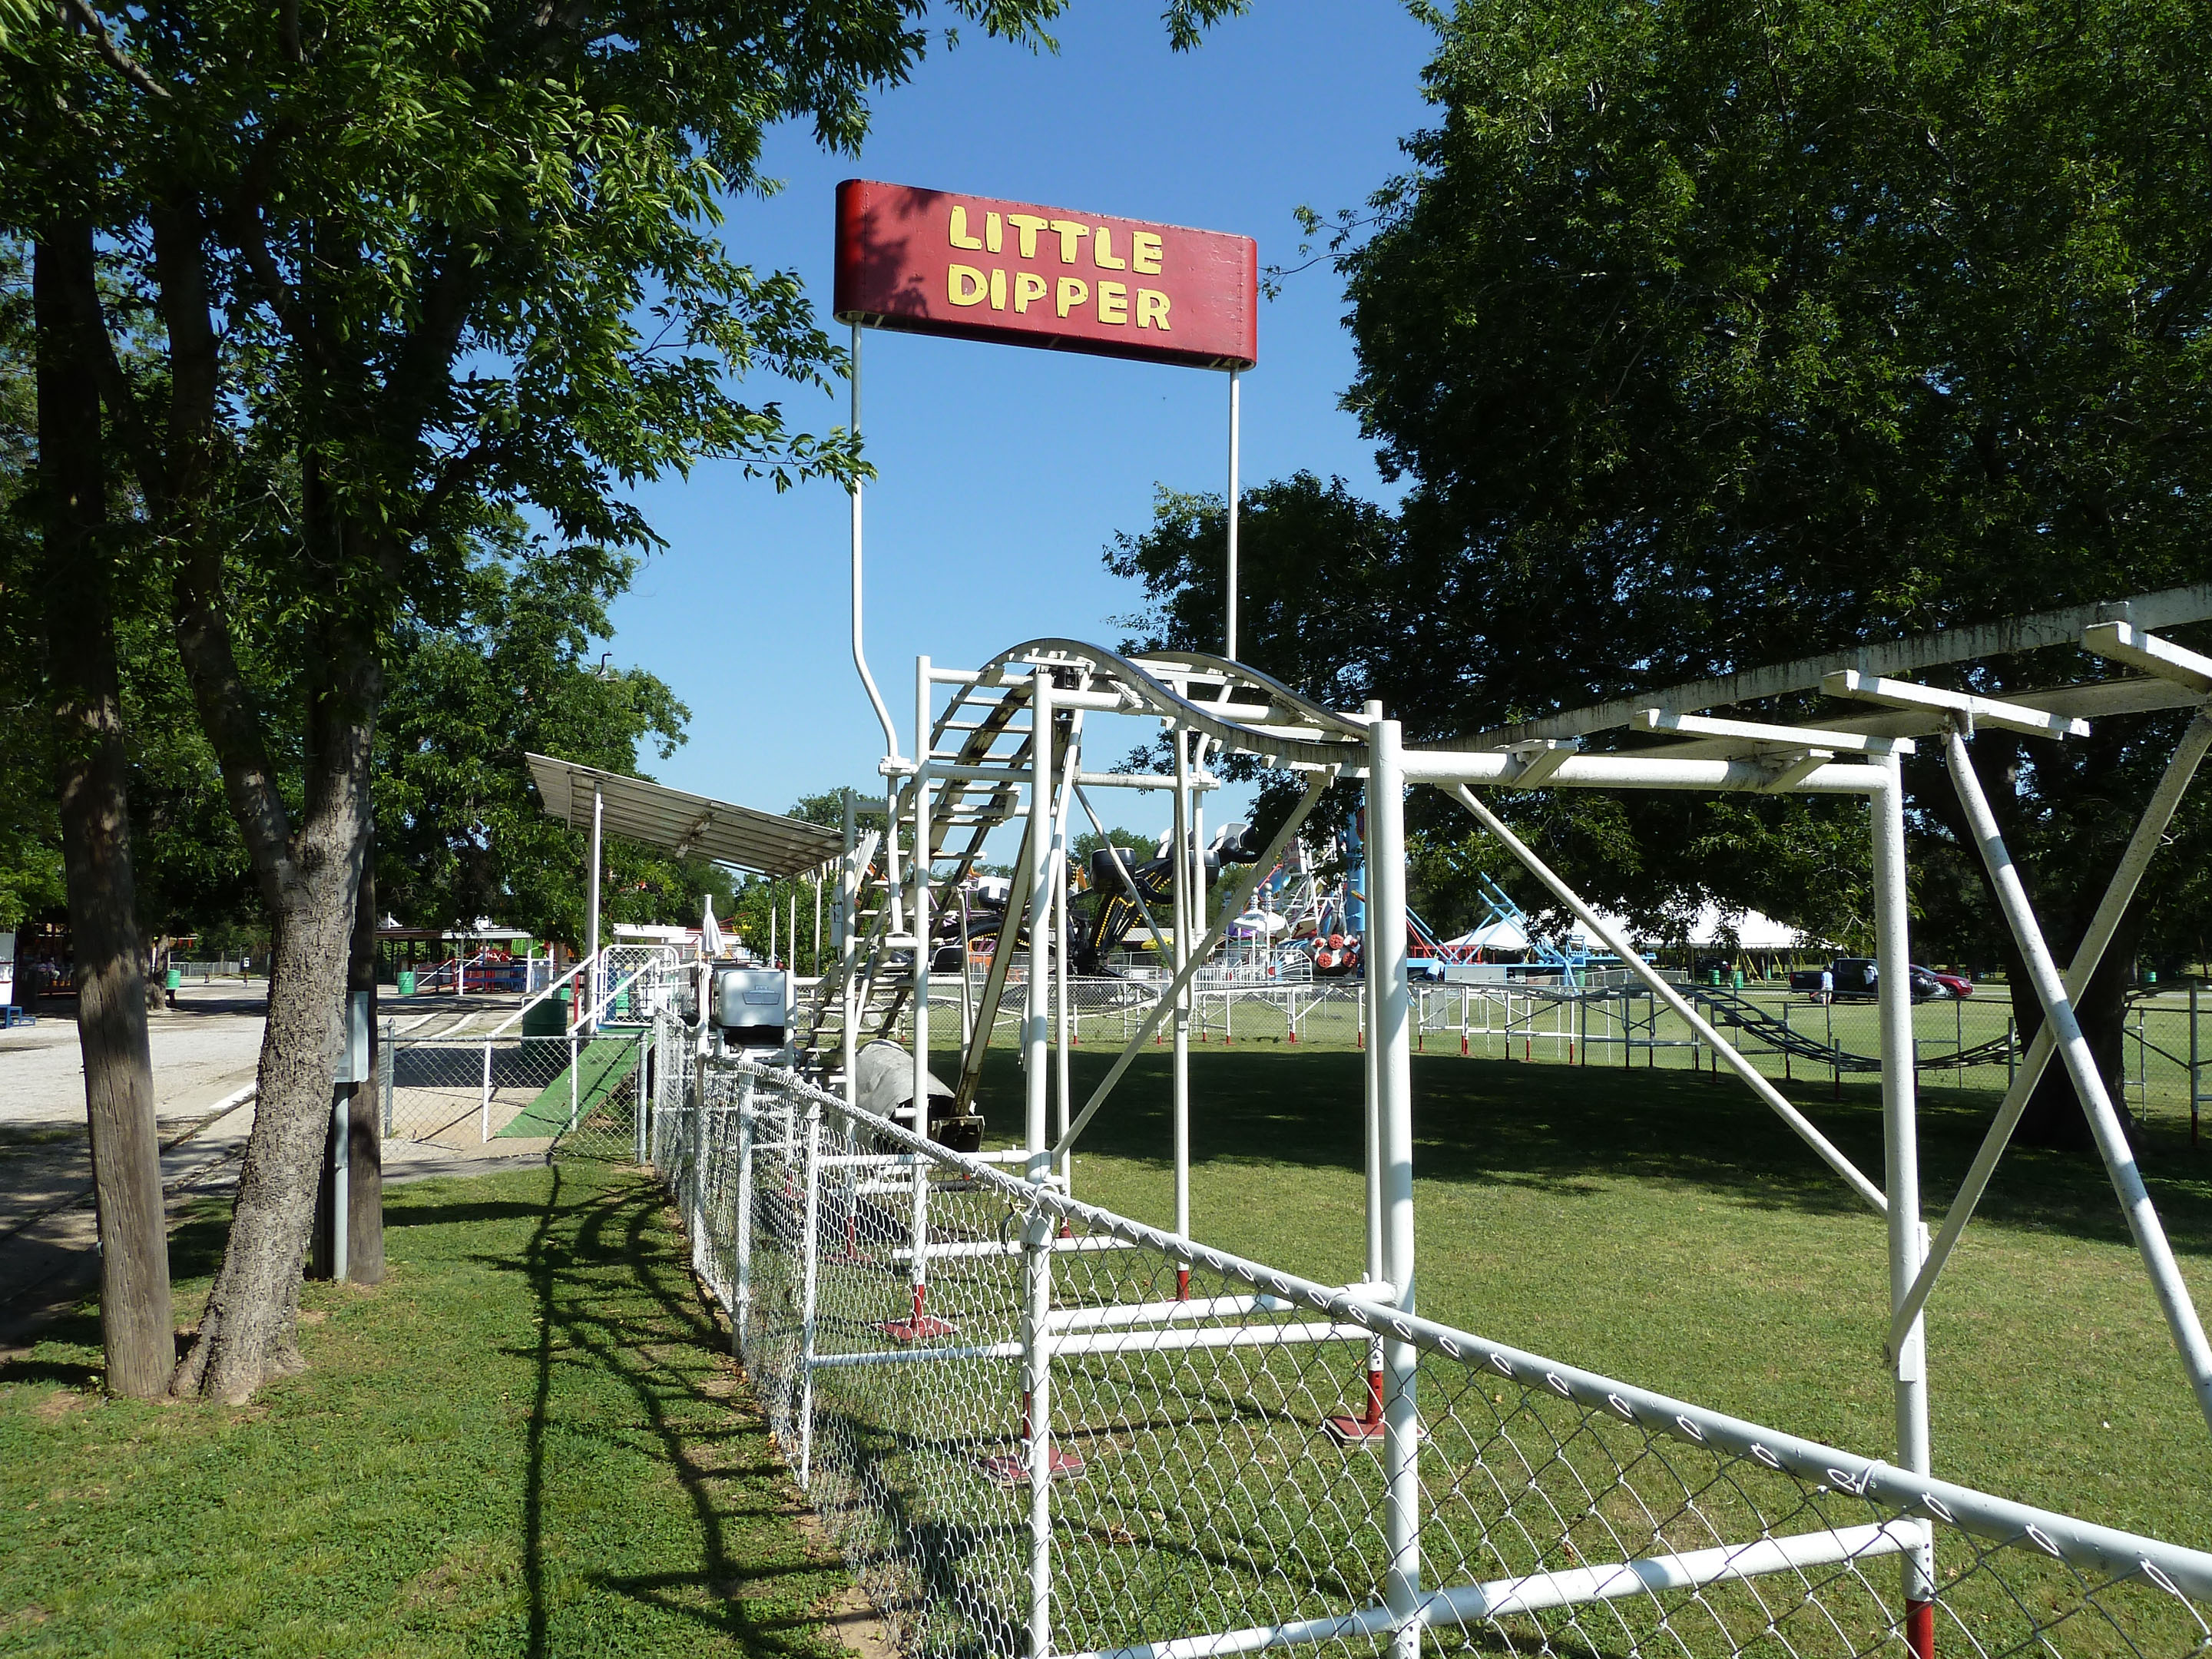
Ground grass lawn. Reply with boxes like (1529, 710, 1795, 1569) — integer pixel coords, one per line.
(0, 1159, 855, 1658)
(959, 1041, 2212, 1553)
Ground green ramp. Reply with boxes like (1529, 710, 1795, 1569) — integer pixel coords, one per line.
(498, 1035, 642, 1137)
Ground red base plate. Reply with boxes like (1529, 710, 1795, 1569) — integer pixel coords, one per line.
(876, 1315, 959, 1343)
(1320, 1414, 1386, 1445)
(979, 1448, 1088, 1486)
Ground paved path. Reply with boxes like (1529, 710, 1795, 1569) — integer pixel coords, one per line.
(0, 987, 561, 1355)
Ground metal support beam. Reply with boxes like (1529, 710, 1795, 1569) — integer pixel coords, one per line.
(1826, 671, 2089, 740)
(1890, 705, 2212, 1349)
(1051, 773, 1331, 1160)
(1444, 784, 1886, 1214)
(1944, 730, 2212, 1436)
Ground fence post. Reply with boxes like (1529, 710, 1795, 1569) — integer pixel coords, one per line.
(689, 1059, 707, 1281)
(479, 1038, 492, 1144)
(734, 1072, 756, 1351)
(796, 1096, 823, 1488)
(1366, 717, 1422, 1659)
(569, 1025, 580, 1133)
(2193, 984, 2201, 1148)
(636, 1024, 652, 1166)
(1025, 1197, 1056, 1659)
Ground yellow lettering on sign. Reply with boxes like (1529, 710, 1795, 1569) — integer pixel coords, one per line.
(949, 206, 984, 250)
(1097, 281, 1128, 324)
(985, 211, 1003, 255)
(949, 265, 988, 306)
(1046, 219, 1090, 263)
(1057, 276, 1089, 318)
(1131, 232, 1164, 275)
(1136, 288, 1171, 329)
(990, 267, 1007, 310)
(1006, 214, 1048, 258)
(1093, 228, 1127, 270)
(1014, 271, 1048, 313)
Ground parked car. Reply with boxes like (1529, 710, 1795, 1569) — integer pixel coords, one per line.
(1787, 958, 1969, 1001)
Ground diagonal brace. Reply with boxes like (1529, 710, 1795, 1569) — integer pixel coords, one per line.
(1051, 772, 1333, 1161)
(1889, 707, 2212, 1354)
(1943, 728, 2212, 1436)
(1445, 784, 1886, 1214)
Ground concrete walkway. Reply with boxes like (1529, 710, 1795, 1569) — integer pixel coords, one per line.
(0, 986, 562, 1355)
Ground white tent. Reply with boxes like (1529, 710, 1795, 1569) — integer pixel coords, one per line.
(1442, 918, 1532, 952)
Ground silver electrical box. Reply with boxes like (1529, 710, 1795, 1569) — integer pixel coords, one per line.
(710, 965, 787, 1047)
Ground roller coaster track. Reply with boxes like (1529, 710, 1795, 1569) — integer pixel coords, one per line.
(1686, 984, 2013, 1074)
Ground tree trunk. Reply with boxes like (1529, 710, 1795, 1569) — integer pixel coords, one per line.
(2008, 916, 2137, 1152)
(171, 624, 378, 1402)
(35, 226, 174, 1399)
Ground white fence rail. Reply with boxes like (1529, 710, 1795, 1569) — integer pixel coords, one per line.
(646, 1037, 2212, 1659)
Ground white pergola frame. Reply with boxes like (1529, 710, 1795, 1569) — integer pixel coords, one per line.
(808, 588, 2212, 1659)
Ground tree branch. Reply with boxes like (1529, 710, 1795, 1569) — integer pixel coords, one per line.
(60, 0, 171, 101)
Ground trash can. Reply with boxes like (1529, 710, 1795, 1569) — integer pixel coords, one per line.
(396, 969, 417, 997)
(522, 988, 571, 1038)
(164, 967, 182, 991)
(1732, 969, 1744, 989)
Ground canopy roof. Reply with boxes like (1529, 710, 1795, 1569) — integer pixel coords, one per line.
(524, 753, 840, 879)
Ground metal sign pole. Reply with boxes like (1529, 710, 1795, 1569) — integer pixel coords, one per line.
(1226, 367, 1240, 661)
(849, 320, 899, 763)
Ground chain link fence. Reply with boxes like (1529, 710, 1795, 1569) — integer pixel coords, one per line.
(644, 1028, 2212, 1659)
(381, 1023, 651, 1159)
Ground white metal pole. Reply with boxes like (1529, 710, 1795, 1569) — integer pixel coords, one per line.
(1891, 704, 2212, 1343)
(1054, 772, 1075, 1191)
(1226, 368, 1240, 662)
(959, 884, 975, 1051)
(848, 320, 900, 762)
(1368, 716, 1421, 1657)
(909, 657, 935, 1332)
(1025, 1203, 1055, 1658)
(813, 876, 821, 978)
(1361, 706, 1384, 1286)
(1171, 725, 1193, 1286)
(1872, 757, 1936, 1652)
(1945, 730, 2212, 1436)
(733, 1073, 755, 1347)
(1025, 675, 1055, 1184)
(587, 783, 603, 1025)
(796, 1096, 823, 1486)
(841, 788, 859, 1108)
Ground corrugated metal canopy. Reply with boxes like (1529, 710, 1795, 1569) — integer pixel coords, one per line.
(524, 753, 840, 878)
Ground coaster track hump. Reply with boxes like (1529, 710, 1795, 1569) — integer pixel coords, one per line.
(912, 638, 1370, 889)
(1688, 983, 2012, 1074)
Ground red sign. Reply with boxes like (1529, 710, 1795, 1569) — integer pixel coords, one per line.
(834, 180, 1257, 371)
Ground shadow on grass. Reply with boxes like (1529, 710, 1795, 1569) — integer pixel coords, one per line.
(962, 1046, 2212, 1253)
(488, 1165, 846, 1659)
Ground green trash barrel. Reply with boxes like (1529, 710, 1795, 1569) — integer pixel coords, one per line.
(396, 969, 416, 997)
(1732, 969, 1744, 988)
(522, 988, 571, 1038)
(164, 967, 182, 991)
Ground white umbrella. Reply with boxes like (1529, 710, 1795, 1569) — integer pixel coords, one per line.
(701, 895, 724, 959)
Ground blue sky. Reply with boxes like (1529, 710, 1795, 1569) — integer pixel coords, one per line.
(608, 2, 1438, 843)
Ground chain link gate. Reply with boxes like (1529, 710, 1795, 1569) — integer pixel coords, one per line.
(645, 1024, 2212, 1659)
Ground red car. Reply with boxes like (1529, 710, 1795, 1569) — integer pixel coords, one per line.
(1922, 966, 1973, 999)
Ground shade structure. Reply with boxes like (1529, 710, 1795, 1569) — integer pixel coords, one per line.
(524, 753, 840, 879)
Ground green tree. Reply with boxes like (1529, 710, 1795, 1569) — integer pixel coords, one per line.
(374, 522, 724, 946)
(1119, 0, 2212, 1141)
(3, 0, 1246, 1402)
